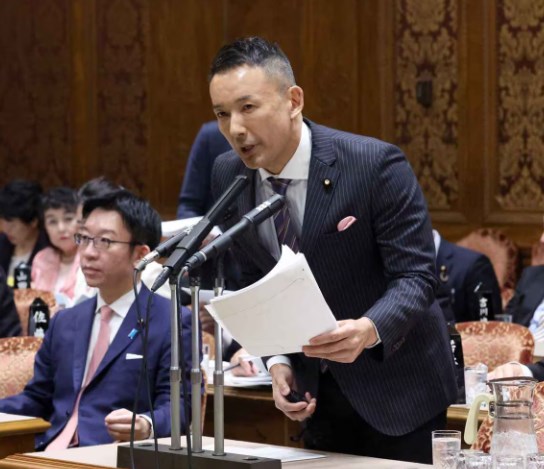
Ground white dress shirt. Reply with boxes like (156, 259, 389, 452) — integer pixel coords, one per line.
(85, 284, 153, 436)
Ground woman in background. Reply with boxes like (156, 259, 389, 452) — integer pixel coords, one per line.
(0, 180, 49, 285)
(31, 187, 79, 308)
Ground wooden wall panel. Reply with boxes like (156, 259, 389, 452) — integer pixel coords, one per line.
(0, 0, 72, 187)
(0, 0, 542, 249)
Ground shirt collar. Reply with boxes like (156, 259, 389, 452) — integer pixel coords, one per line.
(433, 229, 441, 255)
(258, 121, 312, 182)
(95, 283, 141, 319)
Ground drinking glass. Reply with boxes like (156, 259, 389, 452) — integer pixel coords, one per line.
(432, 430, 461, 468)
(494, 314, 513, 323)
(527, 453, 544, 469)
(494, 455, 525, 468)
(458, 451, 491, 469)
(465, 363, 488, 405)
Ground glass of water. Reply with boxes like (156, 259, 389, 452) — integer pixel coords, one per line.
(456, 450, 491, 469)
(527, 454, 544, 469)
(494, 455, 525, 468)
(465, 363, 488, 405)
(432, 430, 461, 468)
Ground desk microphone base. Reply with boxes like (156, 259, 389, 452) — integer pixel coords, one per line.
(117, 443, 282, 469)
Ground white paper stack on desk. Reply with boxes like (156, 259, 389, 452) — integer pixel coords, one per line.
(205, 246, 337, 357)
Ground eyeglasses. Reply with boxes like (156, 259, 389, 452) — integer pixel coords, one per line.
(74, 233, 139, 251)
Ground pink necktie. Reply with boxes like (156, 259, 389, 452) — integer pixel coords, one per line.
(46, 305, 114, 451)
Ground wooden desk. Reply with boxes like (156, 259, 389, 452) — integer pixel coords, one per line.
(0, 413, 50, 459)
(204, 384, 303, 447)
(0, 436, 432, 468)
(205, 385, 487, 448)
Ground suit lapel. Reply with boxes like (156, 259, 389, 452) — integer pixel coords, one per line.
(73, 298, 97, 392)
(300, 122, 339, 257)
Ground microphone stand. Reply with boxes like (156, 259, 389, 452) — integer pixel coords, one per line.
(118, 249, 280, 469)
(168, 273, 182, 450)
(189, 269, 204, 453)
(212, 256, 226, 457)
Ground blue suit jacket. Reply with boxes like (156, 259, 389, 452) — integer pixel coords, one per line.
(211, 120, 457, 436)
(436, 239, 502, 322)
(177, 121, 231, 219)
(0, 285, 193, 448)
(507, 265, 544, 328)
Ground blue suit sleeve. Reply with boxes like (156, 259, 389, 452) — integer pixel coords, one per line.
(363, 144, 438, 358)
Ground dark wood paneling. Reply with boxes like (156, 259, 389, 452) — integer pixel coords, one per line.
(0, 0, 541, 248)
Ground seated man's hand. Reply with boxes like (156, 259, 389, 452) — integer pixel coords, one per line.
(488, 362, 527, 380)
(105, 408, 151, 441)
(229, 348, 258, 377)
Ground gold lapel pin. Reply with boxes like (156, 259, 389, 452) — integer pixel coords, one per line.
(323, 178, 332, 189)
(439, 265, 449, 282)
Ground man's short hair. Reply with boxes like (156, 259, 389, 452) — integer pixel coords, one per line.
(41, 187, 79, 215)
(82, 189, 161, 251)
(78, 177, 120, 203)
(0, 179, 43, 223)
(209, 36, 295, 89)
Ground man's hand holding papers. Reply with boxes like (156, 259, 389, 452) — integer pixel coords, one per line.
(302, 317, 379, 363)
(205, 247, 337, 357)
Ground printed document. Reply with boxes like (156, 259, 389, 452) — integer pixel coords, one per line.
(206, 246, 337, 357)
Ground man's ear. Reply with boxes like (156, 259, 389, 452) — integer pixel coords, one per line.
(288, 85, 304, 119)
(133, 244, 151, 267)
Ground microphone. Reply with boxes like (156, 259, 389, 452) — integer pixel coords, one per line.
(135, 226, 192, 272)
(151, 175, 249, 292)
(184, 194, 285, 271)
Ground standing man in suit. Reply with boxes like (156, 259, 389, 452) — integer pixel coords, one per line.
(0, 190, 193, 449)
(208, 37, 457, 463)
(434, 230, 502, 323)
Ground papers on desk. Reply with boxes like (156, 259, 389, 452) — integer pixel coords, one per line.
(206, 246, 337, 357)
(206, 360, 272, 387)
(202, 444, 326, 463)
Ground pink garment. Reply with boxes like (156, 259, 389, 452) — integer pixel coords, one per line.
(31, 247, 80, 301)
(46, 305, 114, 450)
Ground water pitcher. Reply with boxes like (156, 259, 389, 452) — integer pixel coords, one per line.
(464, 377, 538, 456)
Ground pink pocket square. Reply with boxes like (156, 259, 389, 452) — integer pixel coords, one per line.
(337, 216, 357, 232)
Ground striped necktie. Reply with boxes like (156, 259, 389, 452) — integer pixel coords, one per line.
(46, 305, 114, 450)
(267, 177, 299, 253)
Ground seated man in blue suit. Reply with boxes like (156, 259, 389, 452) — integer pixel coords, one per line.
(0, 189, 193, 449)
(434, 230, 502, 323)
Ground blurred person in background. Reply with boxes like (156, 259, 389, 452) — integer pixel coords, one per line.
(31, 187, 80, 308)
(0, 180, 50, 285)
(0, 265, 22, 337)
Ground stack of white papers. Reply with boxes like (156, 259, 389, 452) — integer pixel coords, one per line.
(206, 247, 337, 357)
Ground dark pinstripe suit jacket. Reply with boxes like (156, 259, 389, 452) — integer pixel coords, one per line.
(211, 120, 457, 436)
